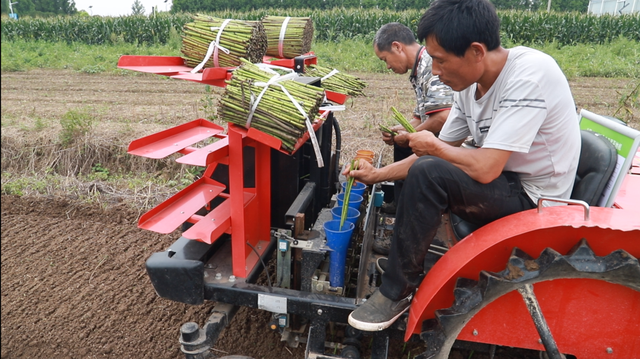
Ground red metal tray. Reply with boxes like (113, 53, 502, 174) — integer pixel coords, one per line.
(138, 176, 226, 234)
(261, 53, 317, 69)
(325, 91, 349, 105)
(182, 192, 254, 244)
(117, 55, 234, 87)
(128, 119, 225, 159)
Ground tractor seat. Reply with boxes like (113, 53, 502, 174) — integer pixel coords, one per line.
(570, 130, 618, 205)
(450, 130, 618, 241)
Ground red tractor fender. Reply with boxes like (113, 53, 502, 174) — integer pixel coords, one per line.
(405, 205, 640, 357)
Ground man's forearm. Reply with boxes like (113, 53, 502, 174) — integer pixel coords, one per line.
(373, 154, 418, 182)
(415, 109, 450, 134)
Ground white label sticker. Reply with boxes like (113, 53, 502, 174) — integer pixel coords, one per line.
(258, 294, 287, 313)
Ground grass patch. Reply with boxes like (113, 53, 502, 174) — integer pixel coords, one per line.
(1, 172, 55, 196)
(1, 39, 180, 73)
(536, 36, 640, 78)
(2, 37, 638, 78)
(312, 35, 386, 73)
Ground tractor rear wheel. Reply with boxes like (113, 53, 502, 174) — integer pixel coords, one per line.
(417, 239, 640, 359)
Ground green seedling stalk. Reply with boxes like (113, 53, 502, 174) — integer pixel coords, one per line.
(391, 106, 416, 133)
(379, 124, 398, 136)
(340, 160, 359, 230)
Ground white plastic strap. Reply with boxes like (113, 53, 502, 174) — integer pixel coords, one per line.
(278, 85, 324, 167)
(278, 17, 291, 58)
(245, 73, 293, 128)
(245, 85, 271, 128)
(256, 63, 295, 75)
(304, 118, 325, 168)
(212, 19, 232, 67)
(244, 72, 325, 167)
(319, 105, 346, 112)
(190, 19, 232, 73)
(321, 69, 340, 81)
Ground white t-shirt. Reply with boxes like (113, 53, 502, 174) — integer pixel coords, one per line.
(439, 46, 581, 203)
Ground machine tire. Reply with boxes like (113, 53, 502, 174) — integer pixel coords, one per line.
(416, 239, 640, 359)
(341, 345, 362, 359)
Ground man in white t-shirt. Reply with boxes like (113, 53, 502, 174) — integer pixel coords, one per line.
(345, 0, 581, 331)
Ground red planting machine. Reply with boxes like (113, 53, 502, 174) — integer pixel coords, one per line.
(118, 54, 640, 359)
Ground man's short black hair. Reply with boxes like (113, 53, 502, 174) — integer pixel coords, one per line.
(374, 22, 417, 52)
(417, 0, 501, 57)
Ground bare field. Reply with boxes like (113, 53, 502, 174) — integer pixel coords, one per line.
(1, 69, 638, 359)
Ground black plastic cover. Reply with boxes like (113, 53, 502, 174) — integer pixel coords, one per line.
(145, 236, 214, 305)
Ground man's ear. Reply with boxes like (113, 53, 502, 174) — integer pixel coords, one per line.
(469, 42, 486, 62)
(391, 41, 403, 53)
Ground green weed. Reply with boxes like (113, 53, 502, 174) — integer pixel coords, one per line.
(180, 166, 204, 187)
(614, 81, 640, 124)
(59, 107, 94, 146)
(89, 163, 110, 181)
(1, 172, 54, 196)
(80, 65, 106, 74)
(200, 85, 218, 121)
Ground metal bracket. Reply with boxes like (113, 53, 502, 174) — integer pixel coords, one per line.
(537, 197, 590, 221)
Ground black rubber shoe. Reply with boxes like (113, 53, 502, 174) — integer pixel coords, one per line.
(348, 290, 412, 331)
(376, 257, 388, 274)
(380, 201, 397, 214)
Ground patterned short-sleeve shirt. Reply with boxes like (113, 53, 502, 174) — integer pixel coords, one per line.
(410, 47, 454, 122)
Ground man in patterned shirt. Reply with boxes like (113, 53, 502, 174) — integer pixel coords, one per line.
(374, 23, 454, 220)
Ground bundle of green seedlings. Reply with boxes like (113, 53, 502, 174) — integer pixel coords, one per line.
(391, 106, 416, 133)
(305, 64, 367, 97)
(262, 16, 314, 58)
(181, 14, 268, 68)
(219, 59, 326, 152)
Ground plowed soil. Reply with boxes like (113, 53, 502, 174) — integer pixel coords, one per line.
(1, 69, 637, 359)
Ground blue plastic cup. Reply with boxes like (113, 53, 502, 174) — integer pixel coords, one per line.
(374, 190, 384, 207)
(336, 192, 363, 209)
(323, 220, 356, 287)
(341, 181, 367, 198)
(331, 206, 360, 226)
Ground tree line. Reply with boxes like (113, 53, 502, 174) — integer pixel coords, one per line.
(171, 0, 590, 13)
(1, 0, 77, 16)
(0, 0, 592, 17)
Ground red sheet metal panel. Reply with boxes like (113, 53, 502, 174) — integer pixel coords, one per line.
(170, 67, 233, 87)
(176, 137, 229, 167)
(613, 147, 640, 212)
(325, 91, 348, 105)
(456, 278, 640, 358)
(117, 55, 234, 87)
(128, 119, 224, 159)
(138, 177, 226, 234)
(117, 55, 192, 74)
(261, 53, 317, 69)
(182, 192, 254, 244)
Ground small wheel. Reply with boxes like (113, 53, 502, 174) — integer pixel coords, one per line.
(341, 345, 361, 359)
(345, 325, 363, 340)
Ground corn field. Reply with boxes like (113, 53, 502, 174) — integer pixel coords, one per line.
(1, 9, 638, 46)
